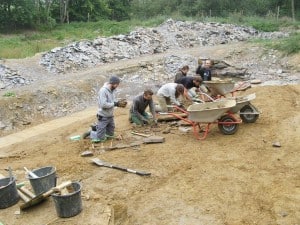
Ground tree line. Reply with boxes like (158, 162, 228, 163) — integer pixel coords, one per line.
(0, 0, 298, 31)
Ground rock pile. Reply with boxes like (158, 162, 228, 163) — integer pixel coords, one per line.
(40, 19, 288, 74)
(0, 64, 33, 90)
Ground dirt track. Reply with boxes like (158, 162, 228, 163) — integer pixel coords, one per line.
(0, 41, 300, 224)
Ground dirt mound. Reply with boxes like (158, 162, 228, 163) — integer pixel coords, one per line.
(0, 84, 299, 225)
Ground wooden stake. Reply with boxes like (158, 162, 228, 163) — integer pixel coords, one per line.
(131, 131, 151, 137)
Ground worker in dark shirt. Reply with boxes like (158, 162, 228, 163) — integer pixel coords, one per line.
(196, 59, 212, 81)
(196, 59, 213, 95)
(175, 76, 202, 100)
(130, 89, 157, 126)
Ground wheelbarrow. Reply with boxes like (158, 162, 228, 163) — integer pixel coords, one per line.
(225, 93, 260, 123)
(193, 90, 260, 123)
(162, 99, 242, 140)
(202, 79, 251, 98)
(203, 79, 235, 96)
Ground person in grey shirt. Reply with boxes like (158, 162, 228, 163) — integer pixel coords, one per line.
(130, 89, 157, 126)
(156, 83, 185, 112)
(91, 75, 127, 142)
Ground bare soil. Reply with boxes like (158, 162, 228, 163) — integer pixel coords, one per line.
(0, 43, 299, 225)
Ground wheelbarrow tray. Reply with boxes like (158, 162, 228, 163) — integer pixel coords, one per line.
(204, 80, 235, 96)
(224, 93, 256, 113)
(187, 100, 236, 123)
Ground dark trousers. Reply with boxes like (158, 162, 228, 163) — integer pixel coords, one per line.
(96, 116, 115, 140)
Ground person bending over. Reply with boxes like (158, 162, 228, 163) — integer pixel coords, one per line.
(156, 83, 185, 112)
(174, 65, 189, 82)
(175, 76, 202, 100)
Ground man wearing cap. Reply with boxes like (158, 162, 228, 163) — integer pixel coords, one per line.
(91, 75, 127, 142)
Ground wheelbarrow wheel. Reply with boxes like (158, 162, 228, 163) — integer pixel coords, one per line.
(218, 115, 239, 135)
(240, 105, 259, 123)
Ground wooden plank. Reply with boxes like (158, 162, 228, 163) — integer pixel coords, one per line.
(157, 112, 187, 122)
(143, 136, 165, 144)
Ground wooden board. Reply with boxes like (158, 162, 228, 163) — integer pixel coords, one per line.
(156, 112, 187, 122)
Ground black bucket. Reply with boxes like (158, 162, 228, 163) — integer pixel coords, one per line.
(51, 182, 82, 218)
(0, 176, 19, 209)
(28, 166, 57, 195)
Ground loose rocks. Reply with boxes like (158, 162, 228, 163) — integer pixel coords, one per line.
(40, 19, 288, 74)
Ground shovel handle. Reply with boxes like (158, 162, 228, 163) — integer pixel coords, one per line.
(92, 158, 151, 176)
(8, 166, 13, 182)
(24, 167, 39, 178)
(18, 186, 36, 198)
(131, 132, 151, 137)
(43, 180, 72, 197)
(17, 190, 31, 202)
(110, 165, 151, 176)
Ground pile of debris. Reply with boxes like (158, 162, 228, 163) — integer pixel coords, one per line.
(0, 64, 33, 90)
(40, 19, 288, 74)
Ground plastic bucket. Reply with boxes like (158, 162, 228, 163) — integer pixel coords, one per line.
(28, 166, 57, 195)
(0, 177, 19, 209)
(52, 182, 82, 218)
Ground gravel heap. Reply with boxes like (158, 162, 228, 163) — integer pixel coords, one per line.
(0, 19, 295, 92)
(40, 19, 288, 74)
(0, 64, 33, 90)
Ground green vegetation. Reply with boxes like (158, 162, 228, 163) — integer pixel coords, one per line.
(3, 92, 16, 97)
(0, 0, 299, 59)
(266, 33, 300, 55)
(205, 14, 300, 32)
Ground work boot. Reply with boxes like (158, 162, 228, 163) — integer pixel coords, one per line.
(82, 131, 91, 139)
(91, 124, 97, 131)
(105, 134, 115, 140)
(91, 137, 107, 143)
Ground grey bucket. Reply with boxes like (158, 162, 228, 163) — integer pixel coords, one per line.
(28, 166, 57, 195)
(0, 177, 19, 209)
(51, 182, 82, 218)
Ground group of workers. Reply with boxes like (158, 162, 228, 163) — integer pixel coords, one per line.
(89, 59, 213, 142)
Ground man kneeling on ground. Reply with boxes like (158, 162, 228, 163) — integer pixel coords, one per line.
(90, 75, 127, 142)
(130, 89, 157, 126)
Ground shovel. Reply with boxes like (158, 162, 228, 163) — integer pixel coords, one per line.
(20, 180, 72, 210)
(24, 167, 39, 178)
(91, 158, 151, 176)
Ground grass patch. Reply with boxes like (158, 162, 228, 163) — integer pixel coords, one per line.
(265, 33, 300, 55)
(0, 36, 61, 58)
(3, 91, 16, 97)
(206, 15, 299, 32)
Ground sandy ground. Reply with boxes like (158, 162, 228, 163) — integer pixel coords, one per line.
(0, 84, 299, 225)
